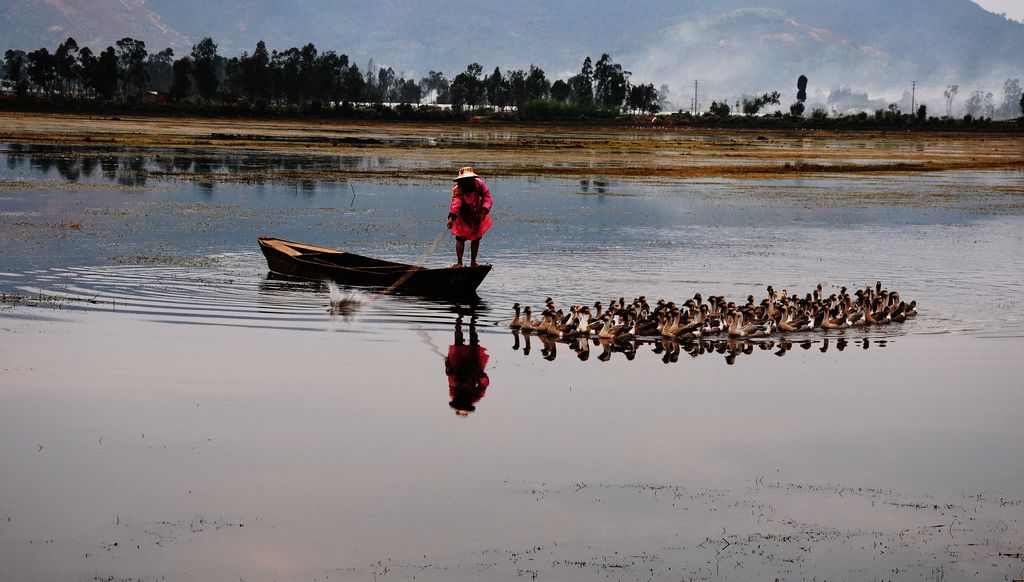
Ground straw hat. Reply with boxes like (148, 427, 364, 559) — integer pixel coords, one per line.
(453, 166, 479, 182)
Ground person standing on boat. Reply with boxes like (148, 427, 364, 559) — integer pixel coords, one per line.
(447, 166, 492, 268)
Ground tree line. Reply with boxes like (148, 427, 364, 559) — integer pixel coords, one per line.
(2, 37, 663, 114)
(4, 36, 1020, 124)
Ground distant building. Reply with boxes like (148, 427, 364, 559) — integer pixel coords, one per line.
(143, 91, 171, 104)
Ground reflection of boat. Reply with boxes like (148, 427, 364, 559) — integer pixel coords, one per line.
(258, 236, 491, 296)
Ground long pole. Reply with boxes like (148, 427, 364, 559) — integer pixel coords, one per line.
(911, 81, 916, 114)
(693, 80, 698, 115)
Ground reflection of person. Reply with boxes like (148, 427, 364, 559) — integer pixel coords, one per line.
(445, 316, 490, 415)
(446, 167, 493, 268)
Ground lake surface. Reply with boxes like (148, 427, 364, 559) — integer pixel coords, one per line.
(1, 132, 1023, 581)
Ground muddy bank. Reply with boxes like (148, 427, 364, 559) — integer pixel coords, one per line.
(2, 113, 1022, 184)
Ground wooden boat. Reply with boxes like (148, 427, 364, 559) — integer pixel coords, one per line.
(258, 236, 491, 296)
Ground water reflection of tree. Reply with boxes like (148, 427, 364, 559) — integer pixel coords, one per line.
(173, 155, 194, 172)
(80, 156, 98, 177)
(511, 331, 886, 366)
(100, 155, 119, 180)
(2, 146, 396, 191)
(120, 155, 148, 186)
(54, 157, 80, 181)
(579, 178, 611, 195)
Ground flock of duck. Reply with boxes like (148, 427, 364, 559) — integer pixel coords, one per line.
(507, 281, 917, 341)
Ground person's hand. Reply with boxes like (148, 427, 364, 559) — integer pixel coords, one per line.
(446, 217, 454, 229)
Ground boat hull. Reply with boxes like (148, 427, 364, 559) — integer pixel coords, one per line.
(258, 236, 491, 296)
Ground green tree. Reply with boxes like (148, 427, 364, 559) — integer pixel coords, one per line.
(505, 69, 527, 107)
(54, 37, 80, 94)
(916, 104, 927, 121)
(593, 54, 611, 101)
(145, 48, 174, 93)
(169, 57, 193, 100)
(626, 84, 641, 112)
(116, 37, 148, 95)
(93, 47, 119, 99)
(419, 70, 449, 104)
(222, 55, 244, 99)
(377, 66, 396, 102)
(316, 50, 348, 103)
(298, 43, 320, 101)
(3, 49, 24, 79)
(791, 74, 808, 117)
(708, 100, 731, 117)
(742, 91, 781, 116)
(288, 43, 348, 103)
(626, 83, 659, 113)
(339, 63, 366, 102)
(4, 49, 26, 84)
(524, 65, 549, 101)
(361, 58, 377, 100)
(272, 48, 302, 103)
(3, 49, 28, 97)
(27, 48, 56, 94)
(450, 62, 484, 107)
(485, 66, 505, 108)
(593, 53, 629, 109)
(76, 47, 95, 96)
(567, 56, 593, 105)
(550, 79, 570, 102)
(396, 78, 421, 104)
(191, 37, 219, 100)
(246, 41, 272, 100)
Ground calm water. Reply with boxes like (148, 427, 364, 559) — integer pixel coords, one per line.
(1, 141, 1023, 581)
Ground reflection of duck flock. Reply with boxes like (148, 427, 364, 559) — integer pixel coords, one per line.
(511, 332, 888, 365)
(509, 281, 917, 341)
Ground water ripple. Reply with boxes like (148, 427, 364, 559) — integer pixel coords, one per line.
(0, 261, 482, 333)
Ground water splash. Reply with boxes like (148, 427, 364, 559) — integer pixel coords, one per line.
(327, 280, 370, 318)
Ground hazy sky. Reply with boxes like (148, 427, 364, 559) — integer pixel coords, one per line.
(973, 0, 1024, 20)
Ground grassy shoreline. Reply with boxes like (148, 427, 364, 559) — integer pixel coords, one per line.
(2, 96, 1023, 132)
(2, 111, 1022, 184)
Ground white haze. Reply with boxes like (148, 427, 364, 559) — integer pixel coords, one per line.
(625, 14, 1023, 118)
(972, 0, 1024, 21)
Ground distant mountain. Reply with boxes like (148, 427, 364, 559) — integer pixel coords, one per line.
(2, 0, 1022, 106)
(1, 0, 190, 54)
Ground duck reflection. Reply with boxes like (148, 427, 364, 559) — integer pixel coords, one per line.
(509, 332, 888, 366)
(446, 314, 490, 415)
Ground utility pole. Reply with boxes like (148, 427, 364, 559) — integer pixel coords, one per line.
(911, 81, 916, 114)
(693, 80, 698, 115)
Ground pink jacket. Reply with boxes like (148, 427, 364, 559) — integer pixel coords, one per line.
(449, 178, 493, 240)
